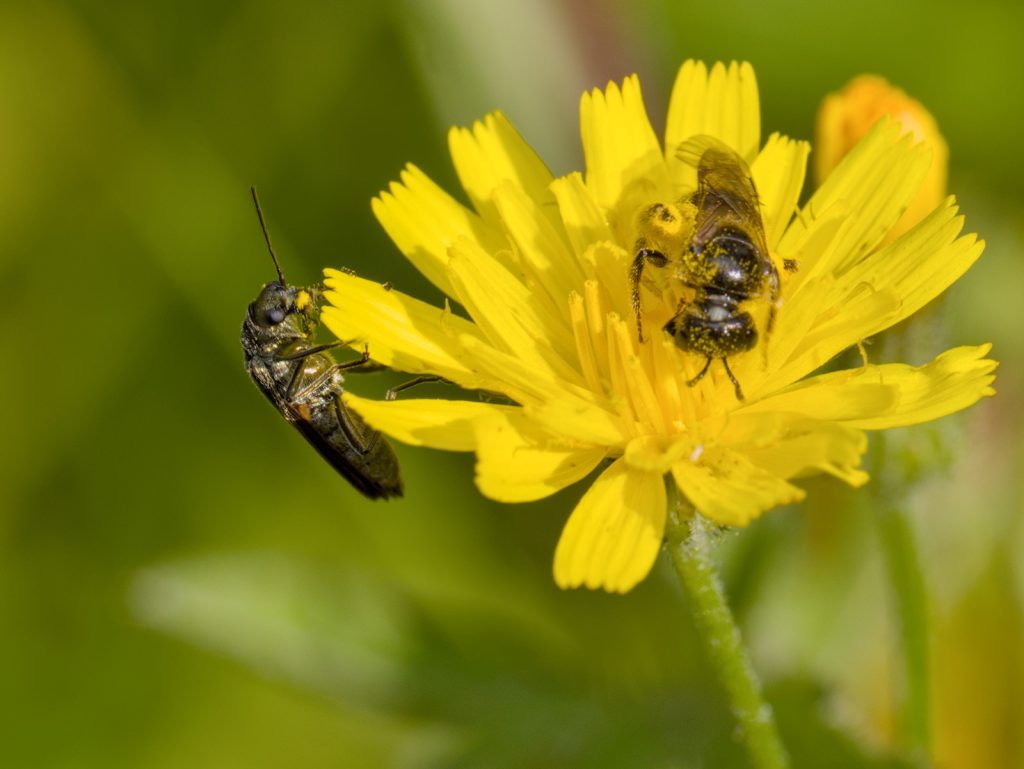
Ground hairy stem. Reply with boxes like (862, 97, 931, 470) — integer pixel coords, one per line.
(667, 493, 790, 769)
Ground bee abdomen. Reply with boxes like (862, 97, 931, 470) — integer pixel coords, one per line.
(665, 299, 758, 356)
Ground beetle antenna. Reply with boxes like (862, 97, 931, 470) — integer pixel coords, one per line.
(250, 186, 285, 284)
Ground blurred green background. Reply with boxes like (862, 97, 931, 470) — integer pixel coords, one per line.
(2, 0, 1021, 767)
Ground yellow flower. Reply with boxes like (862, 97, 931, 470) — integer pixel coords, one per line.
(816, 75, 948, 240)
(321, 61, 996, 593)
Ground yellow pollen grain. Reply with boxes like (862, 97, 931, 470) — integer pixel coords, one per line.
(612, 317, 667, 435)
(569, 292, 604, 397)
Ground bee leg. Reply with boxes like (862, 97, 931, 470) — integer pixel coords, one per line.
(765, 261, 782, 337)
(278, 343, 387, 374)
(783, 258, 799, 272)
(386, 375, 445, 401)
(274, 341, 346, 361)
(762, 301, 777, 369)
(721, 357, 745, 401)
(686, 357, 713, 387)
(630, 248, 669, 342)
(335, 347, 387, 375)
(332, 391, 380, 455)
(338, 345, 388, 375)
(284, 358, 314, 401)
(759, 263, 783, 369)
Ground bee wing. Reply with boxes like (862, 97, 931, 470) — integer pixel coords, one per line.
(248, 358, 403, 500)
(289, 407, 404, 500)
(676, 136, 768, 252)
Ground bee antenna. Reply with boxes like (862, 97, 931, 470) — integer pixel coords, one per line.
(250, 186, 285, 284)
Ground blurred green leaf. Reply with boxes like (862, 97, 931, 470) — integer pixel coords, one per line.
(131, 553, 417, 705)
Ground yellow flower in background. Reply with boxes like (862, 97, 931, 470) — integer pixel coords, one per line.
(322, 61, 995, 593)
(816, 74, 948, 240)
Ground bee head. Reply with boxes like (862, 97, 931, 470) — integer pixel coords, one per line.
(252, 282, 289, 327)
(250, 281, 310, 329)
(249, 282, 317, 331)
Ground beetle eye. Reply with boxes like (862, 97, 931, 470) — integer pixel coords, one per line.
(266, 306, 286, 324)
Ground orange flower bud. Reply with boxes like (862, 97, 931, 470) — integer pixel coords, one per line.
(816, 75, 948, 241)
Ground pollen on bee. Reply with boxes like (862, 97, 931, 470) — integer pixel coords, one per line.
(638, 202, 685, 240)
(296, 290, 313, 310)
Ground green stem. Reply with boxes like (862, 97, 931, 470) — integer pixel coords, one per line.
(872, 433, 932, 756)
(666, 493, 790, 769)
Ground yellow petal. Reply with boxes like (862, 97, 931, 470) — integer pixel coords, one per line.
(550, 172, 614, 259)
(624, 434, 698, 474)
(672, 445, 805, 527)
(446, 236, 582, 385)
(524, 399, 628, 448)
(341, 392, 519, 451)
(834, 197, 984, 335)
(752, 214, 973, 392)
(579, 242, 632, 320)
(747, 345, 996, 429)
(770, 198, 850, 298)
(841, 345, 997, 430)
(744, 360, 896, 423)
(553, 458, 666, 593)
(456, 333, 604, 420)
(755, 280, 903, 395)
(491, 180, 585, 324)
(448, 111, 556, 227)
(608, 312, 667, 433)
(665, 60, 760, 193)
(751, 133, 810, 251)
(581, 75, 670, 241)
(780, 118, 932, 276)
(473, 410, 608, 502)
(721, 412, 869, 487)
(322, 269, 489, 389)
(371, 164, 507, 296)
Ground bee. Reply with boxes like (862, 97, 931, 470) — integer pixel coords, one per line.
(630, 136, 795, 400)
(241, 188, 403, 500)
